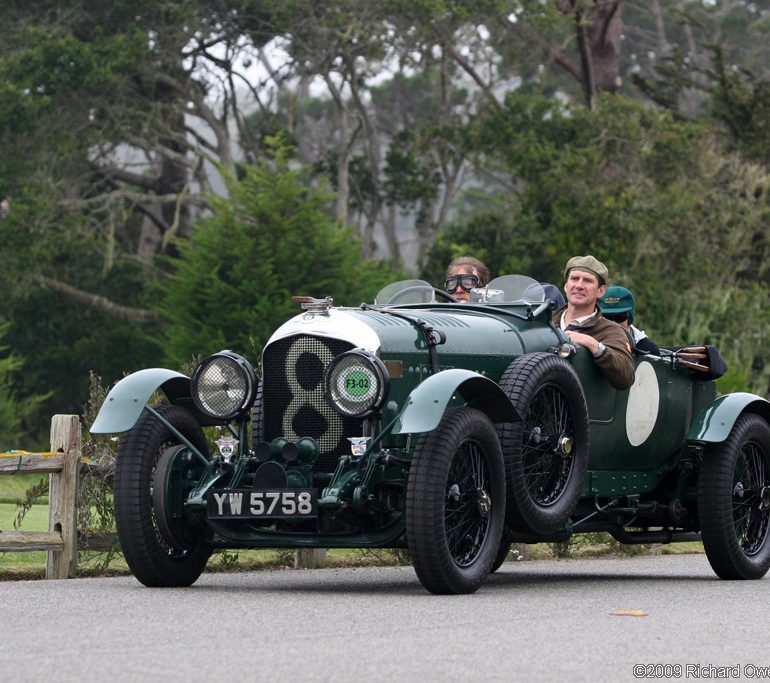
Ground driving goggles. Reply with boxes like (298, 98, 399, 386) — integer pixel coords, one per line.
(444, 274, 480, 292)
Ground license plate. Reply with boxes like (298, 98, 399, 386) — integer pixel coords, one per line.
(207, 489, 318, 519)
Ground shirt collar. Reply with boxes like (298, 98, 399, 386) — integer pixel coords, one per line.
(559, 308, 598, 331)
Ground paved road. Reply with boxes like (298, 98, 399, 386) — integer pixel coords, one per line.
(1, 554, 768, 683)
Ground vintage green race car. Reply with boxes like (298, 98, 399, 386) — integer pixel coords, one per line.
(91, 276, 770, 594)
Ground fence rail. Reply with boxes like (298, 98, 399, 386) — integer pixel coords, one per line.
(1, 415, 327, 577)
(0, 415, 80, 579)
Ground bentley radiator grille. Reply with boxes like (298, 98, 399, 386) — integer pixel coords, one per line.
(262, 334, 364, 472)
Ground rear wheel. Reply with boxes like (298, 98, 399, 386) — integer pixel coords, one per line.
(497, 353, 589, 535)
(114, 405, 212, 587)
(406, 407, 505, 594)
(698, 413, 770, 580)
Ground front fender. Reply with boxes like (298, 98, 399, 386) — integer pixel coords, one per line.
(687, 392, 770, 444)
(90, 369, 191, 434)
(392, 368, 520, 435)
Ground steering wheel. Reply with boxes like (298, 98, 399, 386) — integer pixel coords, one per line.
(386, 286, 457, 304)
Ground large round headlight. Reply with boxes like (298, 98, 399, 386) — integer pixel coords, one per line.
(191, 350, 257, 420)
(325, 350, 389, 418)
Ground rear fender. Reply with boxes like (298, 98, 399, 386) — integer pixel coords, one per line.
(687, 392, 770, 444)
(90, 369, 192, 434)
(392, 368, 520, 435)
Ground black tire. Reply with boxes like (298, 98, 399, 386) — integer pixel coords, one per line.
(490, 538, 512, 573)
(497, 353, 589, 535)
(406, 406, 505, 594)
(114, 405, 212, 587)
(698, 413, 770, 580)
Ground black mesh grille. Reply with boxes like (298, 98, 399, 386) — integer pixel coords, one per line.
(262, 335, 364, 472)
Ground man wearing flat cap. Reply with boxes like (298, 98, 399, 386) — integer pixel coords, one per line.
(553, 255, 635, 390)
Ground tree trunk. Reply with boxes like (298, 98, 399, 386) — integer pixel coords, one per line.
(557, 1, 625, 100)
(583, 1, 624, 94)
(383, 204, 402, 269)
(336, 104, 350, 225)
(651, 0, 669, 56)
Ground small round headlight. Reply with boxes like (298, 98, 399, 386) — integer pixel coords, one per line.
(191, 350, 257, 420)
(325, 350, 389, 418)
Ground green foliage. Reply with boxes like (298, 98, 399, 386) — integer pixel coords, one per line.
(0, 22, 150, 196)
(625, 1, 770, 110)
(426, 95, 666, 284)
(12, 477, 48, 531)
(158, 144, 396, 368)
(12, 371, 117, 536)
(1, 0, 769, 448)
(79, 372, 116, 532)
(0, 190, 163, 445)
(0, 324, 48, 449)
(424, 93, 770, 396)
(214, 549, 241, 570)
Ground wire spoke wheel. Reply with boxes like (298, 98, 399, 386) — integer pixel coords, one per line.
(521, 384, 574, 506)
(444, 439, 492, 567)
(732, 442, 769, 556)
(498, 353, 589, 535)
(406, 407, 505, 594)
(698, 413, 770, 580)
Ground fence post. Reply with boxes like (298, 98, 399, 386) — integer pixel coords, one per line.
(46, 415, 80, 579)
(295, 548, 327, 569)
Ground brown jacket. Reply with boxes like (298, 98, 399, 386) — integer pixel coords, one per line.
(553, 306, 636, 390)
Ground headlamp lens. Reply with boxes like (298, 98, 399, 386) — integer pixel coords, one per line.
(325, 350, 389, 418)
(191, 351, 256, 420)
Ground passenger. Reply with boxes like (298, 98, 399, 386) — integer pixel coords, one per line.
(554, 255, 635, 390)
(599, 285, 660, 356)
(444, 256, 491, 303)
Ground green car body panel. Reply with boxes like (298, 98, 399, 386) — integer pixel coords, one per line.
(392, 368, 520, 435)
(687, 392, 770, 443)
(90, 368, 190, 434)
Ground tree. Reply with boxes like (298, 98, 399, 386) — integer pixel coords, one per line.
(624, 0, 770, 115)
(0, 325, 48, 448)
(158, 143, 396, 368)
(0, 1, 280, 440)
(423, 94, 770, 397)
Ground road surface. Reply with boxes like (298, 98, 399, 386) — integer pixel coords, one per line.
(0, 554, 768, 682)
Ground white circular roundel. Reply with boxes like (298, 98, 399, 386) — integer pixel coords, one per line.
(625, 361, 660, 447)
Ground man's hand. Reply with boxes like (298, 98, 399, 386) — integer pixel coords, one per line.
(565, 329, 601, 355)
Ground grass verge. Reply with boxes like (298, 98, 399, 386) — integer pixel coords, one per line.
(1, 496, 704, 581)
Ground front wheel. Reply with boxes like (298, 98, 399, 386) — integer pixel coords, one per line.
(114, 404, 212, 587)
(698, 413, 770, 580)
(406, 407, 505, 594)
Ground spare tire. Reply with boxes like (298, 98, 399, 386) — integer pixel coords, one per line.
(497, 352, 589, 535)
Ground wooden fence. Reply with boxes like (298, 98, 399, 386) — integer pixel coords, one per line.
(0, 415, 80, 579)
(1, 414, 326, 577)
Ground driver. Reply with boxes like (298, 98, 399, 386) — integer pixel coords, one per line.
(444, 256, 490, 303)
(555, 255, 635, 390)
